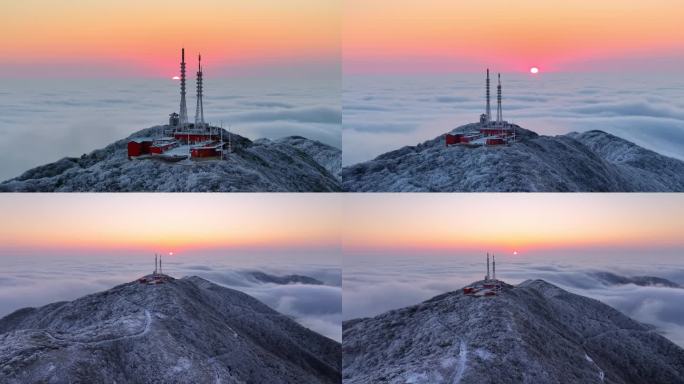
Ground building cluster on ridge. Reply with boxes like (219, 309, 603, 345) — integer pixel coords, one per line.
(445, 69, 519, 147)
(127, 48, 233, 161)
(462, 252, 503, 297)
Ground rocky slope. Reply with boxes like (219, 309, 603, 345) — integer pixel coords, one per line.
(0, 127, 341, 192)
(343, 279, 684, 384)
(341, 126, 684, 192)
(0, 275, 341, 384)
(276, 136, 342, 179)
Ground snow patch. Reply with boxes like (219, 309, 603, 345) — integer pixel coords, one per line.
(584, 353, 605, 382)
(172, 357, 191, 373)
(451, 341, 468, 384)
(405, 372, 428, 383)
(474, 348, 493, 361)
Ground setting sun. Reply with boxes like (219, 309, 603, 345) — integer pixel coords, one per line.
(530, 67, 539, 74)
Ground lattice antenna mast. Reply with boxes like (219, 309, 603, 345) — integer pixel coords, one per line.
(485, 69, 491, 124)
(228, 124, 232, 154)
(493, 254, 496, 280)
(154, 254, 158, 274)
(497, 73, 503, 125)
(486, 252, 490, 280)
(220, 120, 225, 160)
(179, 48, 189, 128)
(195, 54, 205, 129)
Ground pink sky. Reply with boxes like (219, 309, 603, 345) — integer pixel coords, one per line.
(342, 194, 684, 256)
(1, 1, 339, 78)
(344, 0, 684, 74)
(0, 195, 341, 254)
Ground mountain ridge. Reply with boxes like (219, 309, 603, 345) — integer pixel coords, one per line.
(0, 274, 341, 384)
(341, 127, 684, 192)
(590, 272, 681, 288)
(0, 127, 341, 192)
(342, 278, 684, 384)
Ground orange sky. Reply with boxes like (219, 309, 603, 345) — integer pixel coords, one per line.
(344, 0, 684, 73)
(0, 194, 681, 257)
(342, 194, 684, 254)
(1, 1, 339, 77)
(0, 195, 341, 252)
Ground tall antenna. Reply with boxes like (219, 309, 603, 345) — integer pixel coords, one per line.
(154, 254, 158, 275)
(513, 123, 516, 142)
(496, 73, 503, 125)
(160, 255, 163, 274)
(485, 69, 491, 124)
(194, 54, 205, 129)
(493, 254, 496, 280)
(228, 124, 232, 154)
(486, 252, 490, 280)
(179, 48, 188, 128)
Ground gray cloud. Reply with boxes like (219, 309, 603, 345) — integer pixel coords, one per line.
(238, 101, 295, 109)
(344, 104, 393, 111)
(568, 101, 684, 120)
(432, 96, 472, 103)
(344, 122, 418, 133)
(229, 106, 341, 125)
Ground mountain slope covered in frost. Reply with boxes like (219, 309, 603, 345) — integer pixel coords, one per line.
(343, 279, 684, 384)
(341, 126, 684, 192)
(0, 275, 341, 384)
(1, 127, 341, 192)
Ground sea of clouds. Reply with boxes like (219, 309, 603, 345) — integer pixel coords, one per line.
(0, 75, 340, 181)
(0, 252, 342, 341)
(343, 253, 684, 347)
(343, 73, 684, 165)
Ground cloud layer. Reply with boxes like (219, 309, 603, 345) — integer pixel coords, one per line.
(344, 254, 684, 347)
(0, 76, 340, 181)
(343, 73, 684, 165)
(0, 254, 342, 341)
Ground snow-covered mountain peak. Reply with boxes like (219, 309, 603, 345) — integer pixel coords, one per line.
(343, 279, 684, 384)
(0, 275, 341, 384)
(1, 126, 341, 192)
(341, 126, 684, 192)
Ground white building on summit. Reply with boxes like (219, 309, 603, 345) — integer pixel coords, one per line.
(127, 48, 233, 161)
(445, 69, 518, 147)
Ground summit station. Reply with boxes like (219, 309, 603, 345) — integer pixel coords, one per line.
(462, 253, 503, 297)
(128, 48, 233, 161)
(445, 69, 520, 147)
